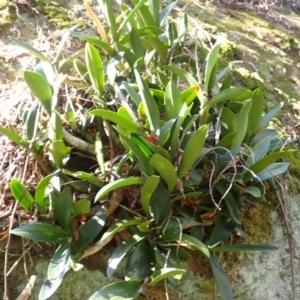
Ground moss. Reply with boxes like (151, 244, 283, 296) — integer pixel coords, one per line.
(219, 41, 242, 67)
(32, 0, 86, 29)
(0, 0, 17, 33)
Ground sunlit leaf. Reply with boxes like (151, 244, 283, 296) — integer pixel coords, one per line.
(209, 244, 278, 252)
(62, 169, 104, 187)
(48, 140, 71, 169)
(141, 176, 160, 218)
(159, 1, 177, 26)
(11, 223, 70, 243)
(149, 268, 186, 286)
(0, 126, 28, 149)
(10, 178, 34, 211)
(255, 162, 290, 182)
(261, 102, 283, 126)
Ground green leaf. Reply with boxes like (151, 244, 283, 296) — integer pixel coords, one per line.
(10, 178, 34, 211)
(24, 71, 52, 114)
(159, 1, 177, 26)
(48, 111, 63, 142)
(99, 0, 118, 42)
(72, 199, 91, 218)
(95, 177, 145, 201)
(217, 132, 239, 149)
(209, 244, 278, 252)
(9, 36, 49, 61)
(215, 185, 242, 224)
(85, 43, 104, 97)
(220, 107, 237, 141)
(129, 0, 156, 27)
(122, 135, 154, 176)
(232, 100, 252, 148)
(62, 169, 104, 187)
(180, 85, 199, 105)
(149, 268, 186, 286)
(145, 29, 168, 62)
(246, 136, 271, 165)
(204, 42, 221, 92)
(25, 99, 39, 141)
(0, 126, 28, 149)
(90, 109, 145, 136)
(68, 30, 114, 56)
(178, 125, 207, 178)
(141, 176, 160, 217)
(209, 256, 232, 300)
(150, 181, 171, 226)
(35, 170, 60, 214)
(125, 240, 155, 280)
(130, 28, 144, 58)
(88, 280, 141, 300)
(74, 213, 106, 253)
(164, 81, 182, 121)
(47, 241, 71, 281)
(118, 0, 149, 33)
(261, 102, 283, 126)
(158, 233, 210, 258)
(206, 88, 252, 111)
(107, 234, 146, 278)
(255, 162, 290, 182)
(208, 216, 237, 246)
(48, 140, 71, 169)
(11, 223, 70, 243)
(245, 88, 263, 140)
(134, 69, 160, 136)
(149, 154, 177, 192)
(53, 188, 73, 230)
(244, 150, 294, 182)
(164, 65, 199, 86)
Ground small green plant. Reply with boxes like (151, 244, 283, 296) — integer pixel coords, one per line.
(4, 1, 295, 300)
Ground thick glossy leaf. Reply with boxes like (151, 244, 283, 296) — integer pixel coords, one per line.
(62, 169, 104, 187)
(49, 111, 63, 142)
(180, 85, 199, 105)
(85, 43, 104, 97)
(47, 241, 71, 281)
(250, 129, 277, 146)
(74, 212, 106, 253)
(141, 175, 160, 217)
(122, 135, 154, 176)
(261, 102, 283, 126)
(164, 65, 198, 86)
(0, 126, 28, 149)
(125, 240, 155, 280)
(115, 42, 138, 68)
(39, 276, 69, 300)
(134, 70, 160, 135)
(98, 0, 118, 42)
(209, 244, 278, 252)
(25, 99, 39, 141)
(53, 188, 73, 230)
(48, 140, 71, 169)
(220, 107, 237, 140)
(208, 216, 237, 246)
(72, 199, 91, 218)
(149, 268, 186, 286)
(150, 181, 171, 226)
(95, 177, 145, 201)
(107, 234, 146, 278)
(165, 217, 204, 233)
(164, 81, 182, 121)
(232, 100, 252, 148)
(149, 153, 177, 192)
(9, 36, 48, 61)
(145, 29, 168, 62)
(130, 28, 144, 58)
(129, 0, 156, 27)
(245, 89, 263, 140)
(178, 125, 207, 178)
(209, 256, 232, 300)
(35, 170, 60, 214)
(246, 136, 271, 165)
(255, 162, 290, 182)
(159, 1, 177, 26)
(216, 185, 242, 224)
(68, 30, 113, 56)
(118, 0, 149, 33)
(11, 223, 70, 243)
(158, 233, 210, 258)
(217, 132, 239, 149)
(10, 178, 34, 211)
(243, 150, 294, 182)
(88, 280, 141, 300)
(90, 109, 145, 136)
(204, 43, 221, 92)
(206, 88, 252, 111)
(24, 71, 52, 114)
